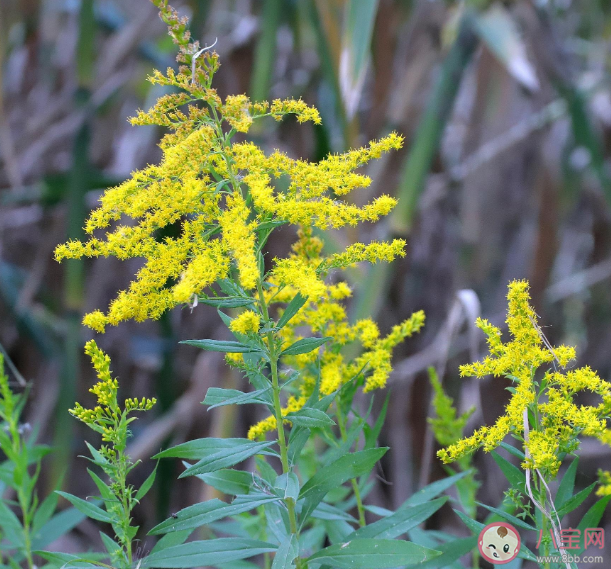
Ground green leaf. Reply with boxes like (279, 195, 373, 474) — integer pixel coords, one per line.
(182, 339, 262, 353)
(417, 536, 478, 569)
(281, 337, 331, 356)
(0, 500, 24, 547)
(310, 502, 358, 524)
(180, 441, 276, 478)
(140, 539, 277, 568)
(204, 387, 272, 410)
(348, 497, 447, 540)
(154, 438, 272, 461)
(136, 463, 158, 502)
(150, 529, 193, 555)
(34, 552, 99, 568)
(499, 441, 525, 460)
(84, 441, 108, 468)
(555, 458, 579, 511)
(32, 492, 59, 533)
(491, 451, 526, 494)
(87, 469, 114, 502)
(100, 532, 121, 558)
(300, 449, 386, 501)
(307, 538, 440, 568)
(271, 534, 298, 569)
(275, 472, 300, 502)
(285, 408, 335, 429)
(256, 220, 287, 233)
(323, 417, 365, 466)
(276, 294, 308, 330)
(574, 495, 611, 555)
(150, 494, 279, 535)
(299, 448, 387, 525)
(287, 427, 310, 465)
(364, 391, 390, 450)
(198, 297, 255, 308)
(32, 507, 87, 550)
(557, 482, 596, 518)
(404, 470, 471, 507)
(56, 491, 111, 523)
(197, 470, 254, 496)
(476, 502, 536, 531)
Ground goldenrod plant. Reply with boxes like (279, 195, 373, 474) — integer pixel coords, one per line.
(439, 280, 611, 567)
(48, 1, 482, 567)
(0, 354, 87, 569)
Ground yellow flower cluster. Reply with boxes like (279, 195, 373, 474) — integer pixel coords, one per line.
(270, 98, 322, 124)
(247, 385, 312, 441)
(125, 397, 157, 412)
(54, 47, 404, 332)
(70, 341, 156, 442)
(438, 280, 611, 479)
(245, 227, 425, 439)
(230, 310, 261, 335)
(597, 470, 611, 496)
(321, 239, 407, 271)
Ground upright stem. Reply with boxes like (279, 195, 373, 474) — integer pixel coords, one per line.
(257, 282, 298, 537)
(538, 478, 551, 569)
(335, 402, 366, 527)
(9, 415, 33, 569)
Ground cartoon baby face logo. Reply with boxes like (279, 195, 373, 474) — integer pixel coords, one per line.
(478, 522, 521, 564)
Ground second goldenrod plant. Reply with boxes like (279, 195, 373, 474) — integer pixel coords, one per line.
(438, 280, 611, 567)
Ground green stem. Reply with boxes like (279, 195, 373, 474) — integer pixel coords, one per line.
(335, 402, 366, 527)
(8, 411, 34, 569)
(257, 282, 299, 538)
(539, 479, 551, 569)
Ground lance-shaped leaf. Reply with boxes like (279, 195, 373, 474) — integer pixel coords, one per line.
(149, 494, 279, 535)
(307, 538, 440, 568)
(281, 337, 332, 356)
(56, 491, 111, 523)
(140, 538, 277, 568)
(180, 441, 275, 478)
(276, 293, 308, 330)
(555, 458, 579, 511)
(299, 448, 387, 524)
(181, 339, 262, 353)
(347, 497, 447, 540)
(285, 407, 335, 429)
(203, 387, 272, 410)
(154, 438, 273, 461)
(196, 469, 254, 496)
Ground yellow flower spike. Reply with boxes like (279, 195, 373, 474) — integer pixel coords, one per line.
(219, 194, 258, 290)
(72, 341, 156, 436)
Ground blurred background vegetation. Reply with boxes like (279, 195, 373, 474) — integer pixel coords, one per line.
(1, 0, 611, 565)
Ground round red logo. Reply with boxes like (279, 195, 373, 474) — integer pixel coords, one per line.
(478, 522, 521, 564)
